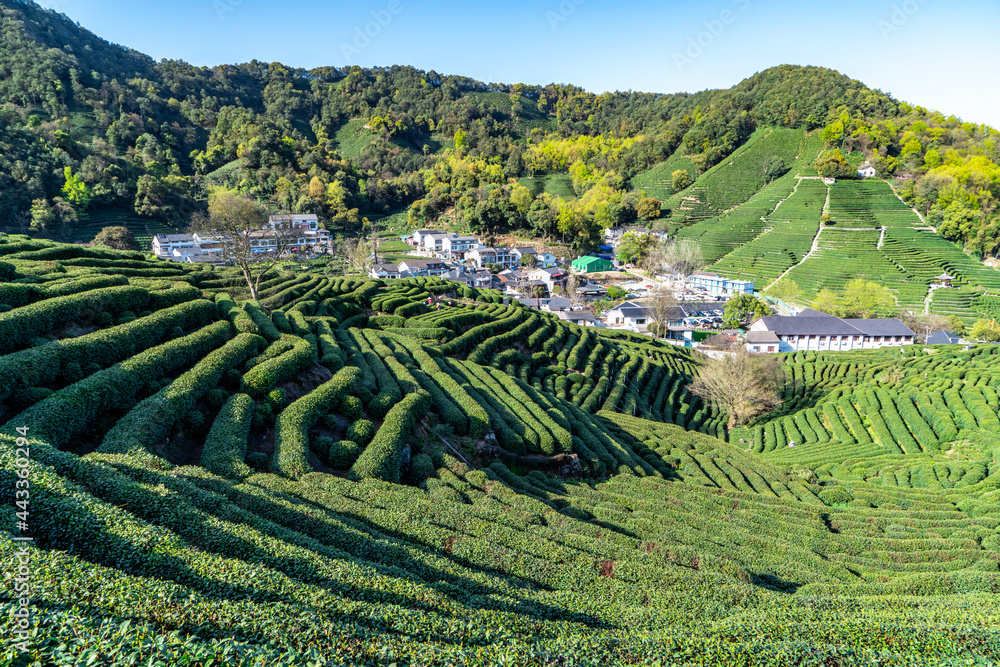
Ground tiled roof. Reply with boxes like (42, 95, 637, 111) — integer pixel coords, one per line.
(746, 331, 780, 344)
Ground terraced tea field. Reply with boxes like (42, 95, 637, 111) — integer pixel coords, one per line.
(2, 236, 1000, 666)
(709, 177, 826, 287)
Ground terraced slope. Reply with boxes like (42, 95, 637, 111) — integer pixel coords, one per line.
(1, 236, 1000, 666)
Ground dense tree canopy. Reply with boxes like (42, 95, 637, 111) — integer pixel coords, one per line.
(0, 0, 924, 242)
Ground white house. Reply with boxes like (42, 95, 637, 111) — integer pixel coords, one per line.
(556, 310, 597, 327)
(528, 267, 569, 294)
(411, 229, 444, 247)
(605, 301, 653, 330)
(269, 214, 319, 232)
(248, 230, 308, 253)
(441, 235, 479, 260)
(422, 233, 451, 254)
(686, 271, 754, 296)
(857, 162, 877, 178)
(397, 258, 448, 277)
(746, 309, 915, 353)
(151, 233, 196, 257)
(370, 263, 401, 279)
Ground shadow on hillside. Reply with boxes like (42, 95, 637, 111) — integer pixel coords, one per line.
(750, 573, 802, 594)
(98, 458, 609, 632)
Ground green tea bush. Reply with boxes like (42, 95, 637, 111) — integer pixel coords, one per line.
(273, 367, 360, 478)
(99, 333, 264, 457)
(328, 439, 362, 468)
(349, 391, 430, 483)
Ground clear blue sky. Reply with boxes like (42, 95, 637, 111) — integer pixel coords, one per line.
(42, 0, 1000, 128)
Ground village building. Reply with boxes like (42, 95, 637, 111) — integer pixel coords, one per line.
(746, 309, 915, 353)
(152, 233, 196, 257)
(441, 235, 479, 260)
(572, 255, 613, 273)
(369, 263, 401, 279)
(397, 258, 448, 277)
(555, 310, 597, 327)
(686, 271, 754, 296)
(528, 267, 569, 293)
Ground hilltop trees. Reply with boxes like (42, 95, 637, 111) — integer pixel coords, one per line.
(814, 149, 853, 178)
(671, 170, 693, 191)
(689, 349, 784, 429)
(970, 319, 1000, 342)
(616, 231, 653, 265)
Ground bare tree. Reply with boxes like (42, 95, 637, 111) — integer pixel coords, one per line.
(566, 273, 582, 308)
(645, 286, 678, 340)
(341, 237, 374, 276)
(10, 210, 30, 234)
(899, 311, 947, 343)
(364, 216, 382, 264)
(190, 190, 299, 300)
(689, 349, 784, 430)
(661, 238, 703, 280)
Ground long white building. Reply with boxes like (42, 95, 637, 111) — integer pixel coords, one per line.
(746, 309, 915, 353)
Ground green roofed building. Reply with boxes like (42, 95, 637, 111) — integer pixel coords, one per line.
(572, 256, 612, 273)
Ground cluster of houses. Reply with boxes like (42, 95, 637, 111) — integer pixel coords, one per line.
(151, 214, 331, 263)
(371, 229, 576, 294)
(405, 229, 558, 269)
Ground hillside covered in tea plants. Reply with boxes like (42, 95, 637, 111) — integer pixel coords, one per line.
(2, 237, 1000, 666)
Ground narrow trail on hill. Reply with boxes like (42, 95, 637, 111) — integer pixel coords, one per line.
(767, 183, 831, 287)
(885, 178, 936, 231)
(924, 283, 943, 315)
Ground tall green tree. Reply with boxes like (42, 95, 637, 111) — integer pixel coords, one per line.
(723, 294, 772, 328)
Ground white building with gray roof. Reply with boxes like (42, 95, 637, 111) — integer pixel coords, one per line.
(746, 309, 915, 353)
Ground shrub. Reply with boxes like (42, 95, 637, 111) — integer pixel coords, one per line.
(410, 453, 436, 483)
(205, 388, 229, 410)
(61, 362, 83, 383)
(328, 440, 361, 468)
(345, 419, 376, 446)
(340, 395, 363, 420)
(243, 301, 282, 341)
(312, 435, 335, 456)
(8, 320, 233, 448)
(0, 284, 150, 354)
(184, 410, 206, 435)
(95, 311, 114, 326)
(242, 336, 314, 396)
(349, 391, 430, 483)
(99, 333, 264, 457)
(273, 367, 361, 478)
(245, 451, 269, 471)
(818, 486, 854, 506)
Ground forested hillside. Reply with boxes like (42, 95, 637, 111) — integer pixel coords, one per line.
(2, 0, 908, 247)
(2, 236, 1000, 665)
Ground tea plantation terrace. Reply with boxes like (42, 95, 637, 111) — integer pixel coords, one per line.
(1, 236, 999, 666)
